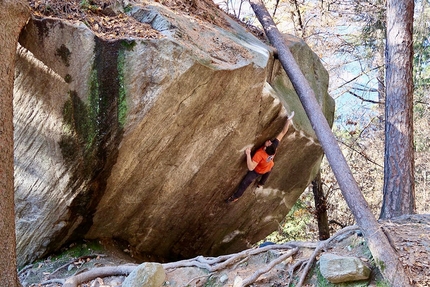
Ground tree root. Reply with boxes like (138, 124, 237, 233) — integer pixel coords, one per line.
(184, 273, 215, 286)
(41, 244, 301, 287)
(48, 254, 106, 279)
(40, 278, 65, 286)
(40, 264, 136, 287)
(18, 264, 33, 277)
(286, 259, 307, 287)
(39, 227, 360, 287)
(63, 265, 137, 287)
(162, 242, 313, 273)
(241, 247, 299, 287)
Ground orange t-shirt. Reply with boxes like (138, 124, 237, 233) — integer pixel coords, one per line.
(253, 148, 275, 174)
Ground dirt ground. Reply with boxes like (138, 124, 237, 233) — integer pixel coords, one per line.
(27, 0, 234, 39)
(17, 233, 371, 286)
(18, 214, 430, 287)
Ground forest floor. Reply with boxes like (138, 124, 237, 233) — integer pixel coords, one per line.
(18, 214, 430, 287)
(27, 0, 245, 40)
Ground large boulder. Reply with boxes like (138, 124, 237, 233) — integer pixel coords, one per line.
(14, 2, 334, 266)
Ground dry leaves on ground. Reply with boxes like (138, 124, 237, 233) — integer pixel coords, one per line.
(27, 0, 161, 39)
(382, 214, 430, 287)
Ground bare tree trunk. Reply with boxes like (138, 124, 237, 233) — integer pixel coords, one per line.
(311, 171, 330, 240)
(0, 1, 30, 285)
(248, 0, 412, 285)
(381, 0, 415, 219)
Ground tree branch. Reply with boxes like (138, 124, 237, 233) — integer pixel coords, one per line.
(338, 139, 383, 168)
(348, 90, 383, 104)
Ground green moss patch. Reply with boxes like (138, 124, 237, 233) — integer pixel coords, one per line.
(55, 38, 129, 255)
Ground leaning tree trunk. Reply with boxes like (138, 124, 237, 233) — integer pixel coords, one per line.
(0, 0, 30, 285)
(248, 0, 412, 285)
(381, 0, 415, 219)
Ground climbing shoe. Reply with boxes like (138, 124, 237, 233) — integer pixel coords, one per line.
(226, 196, 238, 203)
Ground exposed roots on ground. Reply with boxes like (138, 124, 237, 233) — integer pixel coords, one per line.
(47, 255, 107, 280)
(240, 247, 299, 286)
(41, 265, 137, 287)
(30, 216, 430, 287)
(39, 227, 360, 287)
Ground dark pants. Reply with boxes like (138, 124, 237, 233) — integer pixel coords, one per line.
(232, 170, 271, 199)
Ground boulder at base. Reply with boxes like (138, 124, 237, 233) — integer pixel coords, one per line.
(122, 263, 166, 287)
(319, 253, 371, 283)
(14, 1, 334, 266)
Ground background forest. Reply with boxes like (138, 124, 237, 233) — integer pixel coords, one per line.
(218, 0, 430, 242)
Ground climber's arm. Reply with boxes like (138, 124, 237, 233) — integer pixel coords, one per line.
(245, 147, 258, 171)
(276, 111, 294, 142)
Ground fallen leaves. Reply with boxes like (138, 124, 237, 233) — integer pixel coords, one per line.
(381, 215, 430, 286)
(27, 0, 161, 40)
(27, 0, 232, 41)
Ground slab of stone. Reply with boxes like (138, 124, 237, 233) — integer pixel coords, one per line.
(319, 253, 370, 283)
(122, 262, 166, 287)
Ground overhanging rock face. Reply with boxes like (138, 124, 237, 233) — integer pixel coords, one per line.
(14, 2, 334, 266)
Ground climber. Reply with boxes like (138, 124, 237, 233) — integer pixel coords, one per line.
(226, 111, 295, 203)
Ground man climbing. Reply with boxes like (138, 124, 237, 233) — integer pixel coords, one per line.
(226, 112, 295, 203)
